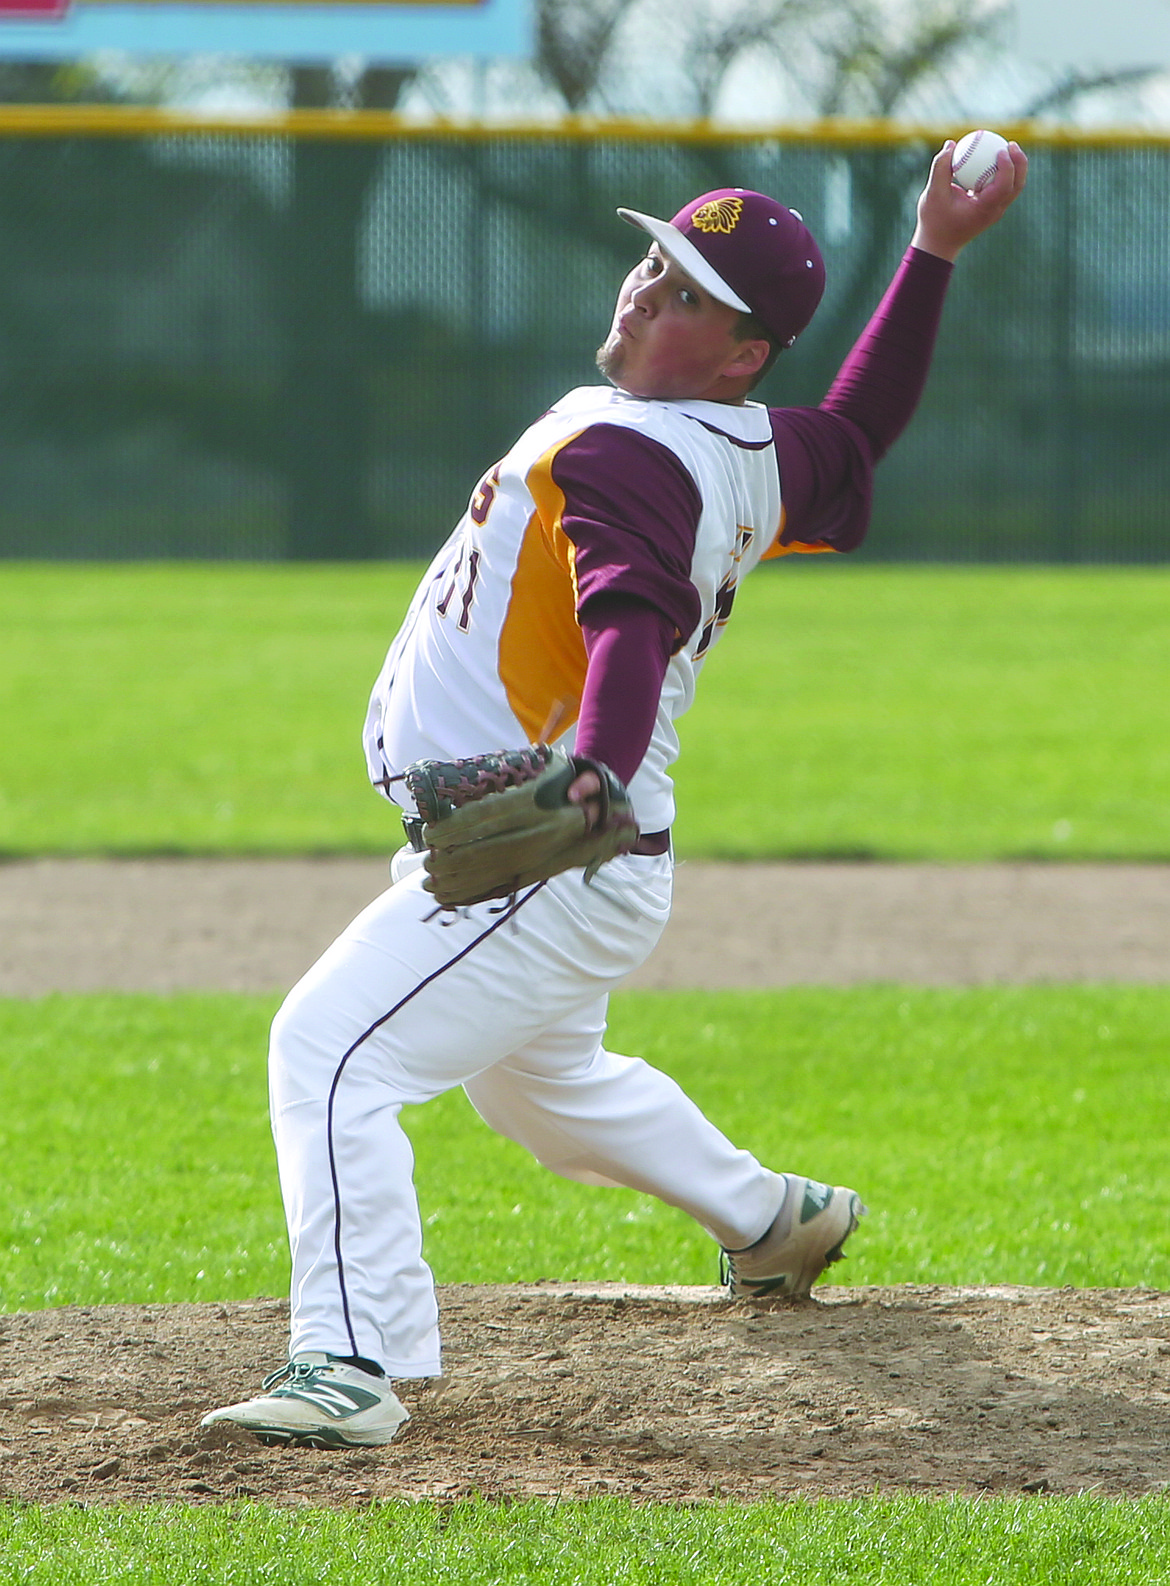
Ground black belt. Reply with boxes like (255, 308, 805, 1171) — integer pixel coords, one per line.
(631, 829, 670, 855)
(403, 815, 669, 857)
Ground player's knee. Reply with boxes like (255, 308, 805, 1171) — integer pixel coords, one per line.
(269, 983, 334, 1077)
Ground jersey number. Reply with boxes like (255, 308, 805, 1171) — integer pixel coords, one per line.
(694, 526, 755, 661)
(435, 466, 499, 632)
(436, 547, 481, 632)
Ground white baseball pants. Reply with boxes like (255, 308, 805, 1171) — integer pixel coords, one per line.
(268, 847, 784, 1378)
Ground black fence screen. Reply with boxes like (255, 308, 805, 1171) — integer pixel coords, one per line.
(0, 117, 1166, 562)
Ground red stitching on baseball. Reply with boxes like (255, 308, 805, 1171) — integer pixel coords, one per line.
(953, 130, 996, 193)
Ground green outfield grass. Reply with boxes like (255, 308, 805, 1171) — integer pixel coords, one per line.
(2, 985, 1167, 1310)
(2, 562, 1167, 858)
(3, 1494, 1170, 1585)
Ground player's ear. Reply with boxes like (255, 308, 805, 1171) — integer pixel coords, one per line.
(724, 337, 771, 382)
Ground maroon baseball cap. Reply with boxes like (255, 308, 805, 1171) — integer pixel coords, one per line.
(617, 188, 825, 348)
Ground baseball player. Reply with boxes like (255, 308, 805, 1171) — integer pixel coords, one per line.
(203, 138, 1026, 1448)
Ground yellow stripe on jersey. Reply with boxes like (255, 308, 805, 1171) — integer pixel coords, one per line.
(764, 539, 838, 557)
(761, 504, 839, 559)
(498, 434, 591, 743)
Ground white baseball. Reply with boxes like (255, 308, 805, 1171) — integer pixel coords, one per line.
(951, 129, 1009, 194)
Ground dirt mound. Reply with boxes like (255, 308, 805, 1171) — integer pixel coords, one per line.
(2, 1285, 1168, 1506)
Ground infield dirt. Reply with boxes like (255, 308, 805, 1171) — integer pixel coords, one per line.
(3, 856, 1169, 995)
(2, 858, 1168, 1505)
(2, 1286, 1169, 1506)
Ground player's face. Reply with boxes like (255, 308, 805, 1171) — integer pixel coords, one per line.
(596, 245, 766, 402)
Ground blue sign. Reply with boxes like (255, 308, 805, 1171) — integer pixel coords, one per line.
(0, 0, 531, 61)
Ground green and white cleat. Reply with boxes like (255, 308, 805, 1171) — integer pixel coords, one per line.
(200, 1352, 410, 1448)
(721, 1174, 866, 1300)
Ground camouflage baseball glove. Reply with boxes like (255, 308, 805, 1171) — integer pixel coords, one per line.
(401, 743, 639, 908)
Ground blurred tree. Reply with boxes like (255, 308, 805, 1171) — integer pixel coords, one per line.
(537, 0, 641, 111)
(1020, 64, 1162, 118)
(683, 0, 821, 119)
(764, 4, 1162, 398)
(808, 0, 1007, 117)
(786, 2, 1011, 396)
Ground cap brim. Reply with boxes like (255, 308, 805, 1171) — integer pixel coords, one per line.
(617, 207, 752, 316)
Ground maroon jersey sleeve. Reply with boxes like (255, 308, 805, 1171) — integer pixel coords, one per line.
(769, 246, 954, 555)
(549, 424, 703, 646)
(576, 596, 675, 786)
(769, 408, 875, 554)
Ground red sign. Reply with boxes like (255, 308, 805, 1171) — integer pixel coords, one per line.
(0, 0, 69, 15)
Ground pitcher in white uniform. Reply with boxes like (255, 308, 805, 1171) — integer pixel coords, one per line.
(202, 144, 1027, 1448)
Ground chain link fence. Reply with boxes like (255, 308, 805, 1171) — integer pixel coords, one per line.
(0, 116, 1166, 562)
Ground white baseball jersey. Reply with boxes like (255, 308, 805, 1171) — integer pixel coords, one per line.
(363, 384, 783, 835)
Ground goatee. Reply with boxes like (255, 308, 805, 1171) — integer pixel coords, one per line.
(595, 341, 622, 380)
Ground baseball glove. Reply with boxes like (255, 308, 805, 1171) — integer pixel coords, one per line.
(401, 743, 639, 908)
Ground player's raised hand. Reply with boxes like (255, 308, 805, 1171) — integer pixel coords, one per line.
(911, 138, 1028, 263)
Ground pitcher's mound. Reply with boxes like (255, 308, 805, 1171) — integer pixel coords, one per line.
(2, 1283, 1168, 1505)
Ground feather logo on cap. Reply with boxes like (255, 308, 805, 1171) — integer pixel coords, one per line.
(691, 196, 743, 234)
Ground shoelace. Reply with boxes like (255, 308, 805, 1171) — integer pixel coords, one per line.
(261, 1359, 323, 1392)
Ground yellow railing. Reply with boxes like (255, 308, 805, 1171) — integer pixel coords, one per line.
(0, 103, 1166, 146)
